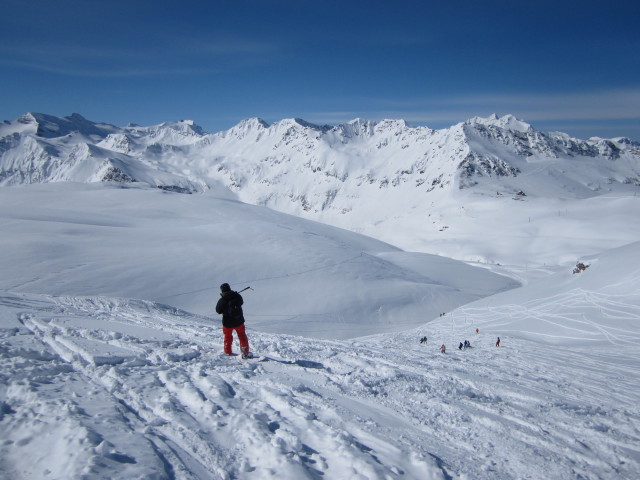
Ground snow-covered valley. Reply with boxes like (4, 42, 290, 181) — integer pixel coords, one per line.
(1, 113, 639, 479)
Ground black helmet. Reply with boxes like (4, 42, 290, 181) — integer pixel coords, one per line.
(220, 283, 231, 293)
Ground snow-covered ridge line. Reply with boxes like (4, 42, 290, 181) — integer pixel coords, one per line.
(2, 111, 638, 194)
(6, 111, 637, 143)
(2, 111, 638, 200)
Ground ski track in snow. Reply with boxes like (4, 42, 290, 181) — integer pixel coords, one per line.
(1, 293, 639, 479)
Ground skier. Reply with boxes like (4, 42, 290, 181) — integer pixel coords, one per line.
(496, 337, 501, 347)
(459, 342, 463, 350)
(215, 283, 251, 358)
(420, 336, 428, 344)
(440, 344, 446, 354)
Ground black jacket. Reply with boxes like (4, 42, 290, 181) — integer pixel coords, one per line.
(215, 291, 245, 328)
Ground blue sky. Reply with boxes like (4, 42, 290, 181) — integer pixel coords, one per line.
(1, 0, 639, 139)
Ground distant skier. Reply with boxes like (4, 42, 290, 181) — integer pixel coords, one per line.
(215, 283, 251, 358)
(496, 337, 501, 347)
(458, 342, 463, 350)
(475, 328, 479, 334)
(464, 340, 471, 349)
(440, 344, 446, 354)
(420, 336, 428, 344)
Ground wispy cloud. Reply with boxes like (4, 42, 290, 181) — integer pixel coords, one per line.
(180, 37, 277, 56)
(0, 43, 140, 61)
(302, 88, 640, 128)
(379, 89, 640, 122)
(0, 58, 220, 78)
(0, 34, 278, 78)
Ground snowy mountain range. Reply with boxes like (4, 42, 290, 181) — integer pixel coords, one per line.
(3, 112, 639, 199)
(3, 111, 639, 266)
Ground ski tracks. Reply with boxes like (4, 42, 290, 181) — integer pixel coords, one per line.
(376, 328, 640, 479)
(2, 294, 447, 479)
(2, 292, 639, 479)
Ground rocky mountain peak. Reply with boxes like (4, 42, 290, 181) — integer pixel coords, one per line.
(2, 112, 638, 217)
(467, 114, 532, 133)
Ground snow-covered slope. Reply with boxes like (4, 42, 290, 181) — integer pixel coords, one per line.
(0, 183, 516, 339)
(432, 240, 640, 346)
(2, 112, 639, 266)
(1, 236, 638, 478)
(430, 235, 640, 339)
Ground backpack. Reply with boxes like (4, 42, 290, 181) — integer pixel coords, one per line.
(226, 294, 243, 322)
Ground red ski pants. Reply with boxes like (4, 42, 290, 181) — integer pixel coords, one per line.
(222, 324, 249, 355)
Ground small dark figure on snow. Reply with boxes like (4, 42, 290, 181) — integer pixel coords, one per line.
(496, 337, 501, 347)
(459, 342, 463, 350)
(440, 344, 446, 354)
(215, 283, 251, 358)
(464, 340, 471, 349)
(420, 336, 428, 344)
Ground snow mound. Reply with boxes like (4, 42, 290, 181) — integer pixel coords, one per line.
(0, 183, 517, 339)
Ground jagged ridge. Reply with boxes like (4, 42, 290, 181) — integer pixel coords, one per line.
(1, 112, 639, 210)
